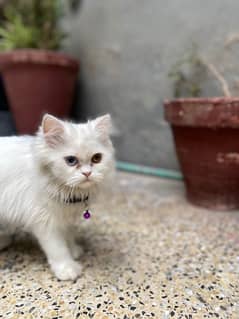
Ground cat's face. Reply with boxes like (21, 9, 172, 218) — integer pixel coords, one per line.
(36, 114, 115, 190)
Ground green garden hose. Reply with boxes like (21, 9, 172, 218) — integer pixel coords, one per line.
(116, 161, 183, 181)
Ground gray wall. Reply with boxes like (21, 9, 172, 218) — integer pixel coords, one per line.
(63, 0, 239, 169)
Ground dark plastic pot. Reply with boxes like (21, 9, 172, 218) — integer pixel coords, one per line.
(0, 49, 79, 134)
(164, 97, 239, 210)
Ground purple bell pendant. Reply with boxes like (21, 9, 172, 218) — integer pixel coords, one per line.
(83, 209, 91, 219)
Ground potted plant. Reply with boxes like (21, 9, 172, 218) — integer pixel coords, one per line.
(164, 42, 239, 210)
(0, 0, 80, 134)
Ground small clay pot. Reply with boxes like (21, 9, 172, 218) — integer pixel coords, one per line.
(164, 97, 239, 210)
(0, 49, 79, 134)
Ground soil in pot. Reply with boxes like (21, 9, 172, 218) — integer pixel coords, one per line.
(164, 97, 239, 210)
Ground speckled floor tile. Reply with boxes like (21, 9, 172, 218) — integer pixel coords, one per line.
(0, 172, 239, 319)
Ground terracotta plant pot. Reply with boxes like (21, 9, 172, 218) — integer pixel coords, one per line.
(164, 97, 239, 210)
(0, 49, 79, 134)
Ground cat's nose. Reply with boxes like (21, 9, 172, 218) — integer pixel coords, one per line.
(82, 171, 91, 178)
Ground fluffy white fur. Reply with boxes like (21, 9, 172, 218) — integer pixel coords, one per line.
(0, 114, 115, 280)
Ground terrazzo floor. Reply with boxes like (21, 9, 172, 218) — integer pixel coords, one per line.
(0, 172, 239, 319)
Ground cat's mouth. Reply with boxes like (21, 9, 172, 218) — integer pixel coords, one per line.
(65, 177, 95, 189)
(80, 179, 94, 188)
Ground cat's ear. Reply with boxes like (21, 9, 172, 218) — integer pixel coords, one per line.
(41, 114, 65, 147)
(92, 114, 112, 141)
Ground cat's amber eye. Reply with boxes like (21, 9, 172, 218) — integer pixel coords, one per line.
(91, 153, 102, 164)
(64, 156, 79, 166)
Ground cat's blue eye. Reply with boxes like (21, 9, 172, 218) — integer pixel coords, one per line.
(64, 156, 79, 166)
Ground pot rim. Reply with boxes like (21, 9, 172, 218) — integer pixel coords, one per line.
(164, 96, 239, 127)
(164, 97, 239, 105)
(0, 49, 79, 70)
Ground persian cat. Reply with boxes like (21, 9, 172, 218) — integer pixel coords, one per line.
(0, 114, 115, 280)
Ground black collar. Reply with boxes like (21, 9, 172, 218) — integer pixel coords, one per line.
(63, 194, 89, 205)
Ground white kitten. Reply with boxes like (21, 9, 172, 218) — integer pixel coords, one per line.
(0, 114, 115, 280)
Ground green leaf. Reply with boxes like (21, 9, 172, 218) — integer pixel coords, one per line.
(0, 0, 76, 51)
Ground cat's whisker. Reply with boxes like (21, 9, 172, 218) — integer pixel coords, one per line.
(91, 173, 104, 183)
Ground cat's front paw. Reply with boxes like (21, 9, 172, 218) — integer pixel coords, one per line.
(51, 260, 82, 281)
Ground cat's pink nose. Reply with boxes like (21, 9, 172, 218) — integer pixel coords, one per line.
(82, 171, 91, 178)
